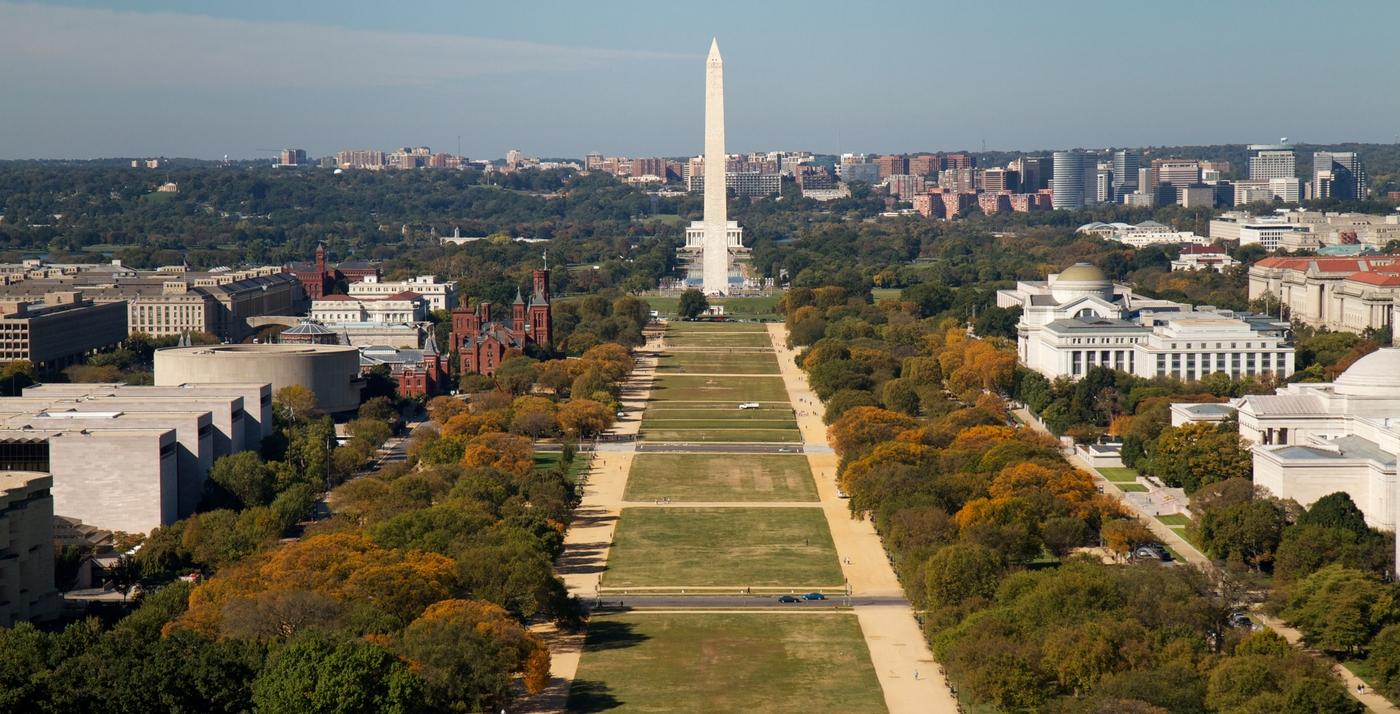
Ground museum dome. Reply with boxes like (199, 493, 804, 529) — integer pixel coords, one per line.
(1334, 348, 1400, 396)
(1051, 262, 1113, 303)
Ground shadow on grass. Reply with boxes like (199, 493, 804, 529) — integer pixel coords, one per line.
(583, 619, 651, 651)
(567, 679, 622, 712)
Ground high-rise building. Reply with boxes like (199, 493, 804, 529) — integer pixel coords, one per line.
(944, 153, 975, 171)
(1248, 144, 1296, 180)
(278, 149, 308, 167)
(981, 167, 1014, 193)
(1051, 151, 1086, 210)
(1019, 157, 1052, 192)
(1313, 152, 1367, 200)
(1112, 150, 1139, 200)
(908, 154, 940, 176)
(876, 155, 908, 178)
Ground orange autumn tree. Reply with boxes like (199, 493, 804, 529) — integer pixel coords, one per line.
(442, 410, 509, 438)
(169, 532, 462, 638)
(828, 406, 918, 460)
(462, 432, 534, 477)
(556, 398, 613, 438)
(839, 440, 934, 512)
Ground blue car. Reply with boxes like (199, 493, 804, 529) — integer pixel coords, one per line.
(802, 592, 826, 601)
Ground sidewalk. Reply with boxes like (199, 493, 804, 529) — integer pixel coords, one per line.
(523, 343, 658, 714)
(768, 323, 960, 714)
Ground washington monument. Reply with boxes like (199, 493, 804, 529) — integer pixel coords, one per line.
(701, 38, 730, 295)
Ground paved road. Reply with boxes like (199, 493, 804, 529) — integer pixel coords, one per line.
(590, 594, 909, 609)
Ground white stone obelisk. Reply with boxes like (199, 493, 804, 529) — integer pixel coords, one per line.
(701, 38, 730, 295)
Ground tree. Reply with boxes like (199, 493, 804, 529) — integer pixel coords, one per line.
(1143, 422, 1250, 493)
(493, 356, 539, 395)
(557, 398, 612, 438)
(924, 543, 1003, 608)
(677, 288, 709, 319)
(463, 432, 535, 477)
(208, 452, 276, 509)
(252, 633, 424, 714)
(396, 599, 550, 712)
(1282, 565, 1394, 654)
(827, 406, 917, 460)
(1197, 498, 1285, 570)
(510, 395, 558, 440)
(1101, 519, 1157, 558)
(426, 395, 469, 424)
(275, 385, 320, 422)
(358, 396, 399, 424)
(823, 389, 879, 424)
(1297, 491, 1370, 536)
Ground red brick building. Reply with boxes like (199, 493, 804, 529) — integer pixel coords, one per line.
(288, 245, 383, 299)
(450, 268, 553, 376)
(359, 341, 450, 398)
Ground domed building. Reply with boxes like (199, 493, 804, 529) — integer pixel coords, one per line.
(996, 262, 1294, 382)
(1235, 348, 1400, 558)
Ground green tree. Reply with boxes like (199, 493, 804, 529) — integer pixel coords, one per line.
(677, 288, 709, 319)
(1283, 565, 1395, 654)
(1143, 422, 1250, 493)
(494, 356, 539, 395)
(208, 452, 276, 509)
(252, 633, 424, 714)
(924, 543, 1003, 608)
(1197, 498, 1285, 570)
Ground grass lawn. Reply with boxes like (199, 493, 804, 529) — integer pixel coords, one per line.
(871, 287, 902, 303)
(649, 374, 791, 403)
(639, 428, 801, 443)
(664, 332, 775, 348)
(1098, 467, 1140, 482)
(534, 452, 589, 481)
(1156, 513, 1191, 527)
(603, 507, 842, 588)
(665, 320, 771, 333)
(624, 454, 817, 502)
(1115, 483, 1149, 493)
(655, 351, 780, 375)
(568, 612, 885, 714)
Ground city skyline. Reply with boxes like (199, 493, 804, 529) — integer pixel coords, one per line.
(4, 1, 1400, 160)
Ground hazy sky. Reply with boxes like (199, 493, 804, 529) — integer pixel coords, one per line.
(4, 1, 1400, 160)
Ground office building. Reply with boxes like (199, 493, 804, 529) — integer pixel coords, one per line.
(0, 267, 304, 344)
(1172, 245, 1241, 273)
(0, 472, 58, 625)
(1247, 144, 1296, 180)
(278, 149, 309, 167)
(908, 154, 940, 176)
(1112, 150, 1139, 200)
(1051, 151, 1086, 210)
(1313, 152, 1368, 200)
(981, 167, 1014, 193)
(885, 174, 926, 199)
(876, 155, 908, 178)
(1018, 157, 1052, 191)
(0, 292, 127, 370)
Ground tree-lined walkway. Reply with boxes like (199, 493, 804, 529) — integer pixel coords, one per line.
(768, 323, 960, 714)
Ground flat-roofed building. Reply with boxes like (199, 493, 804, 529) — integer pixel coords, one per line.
(0, 267, 305, 342)
(0, 425, 178, 535)
(0, 291, 127, 370)
(347, 275, 458, 311)
(23, 382, 271, 453)
(0, 471, 58, 625)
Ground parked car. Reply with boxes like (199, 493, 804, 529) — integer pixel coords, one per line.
(1228, 611, 1258, 630)
(836, 489, 850, 499)
(777, 595, 800, 603)
(802, 592, 826, 601)
(1134, 544, 1171, 562)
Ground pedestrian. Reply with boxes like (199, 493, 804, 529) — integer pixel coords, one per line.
(913, 670, 919, 680)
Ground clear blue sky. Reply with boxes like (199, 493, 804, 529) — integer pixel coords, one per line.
(3, 0, 1398, 159)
